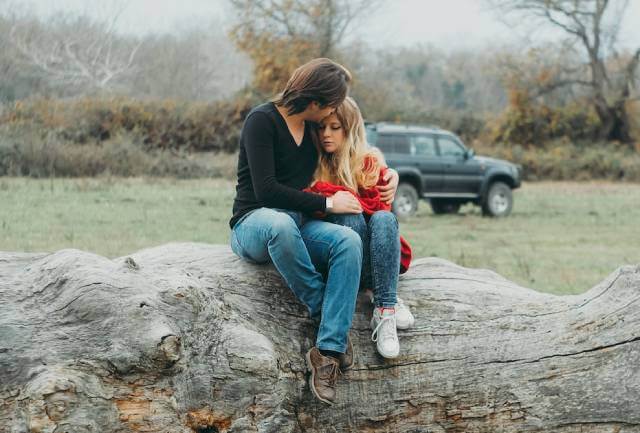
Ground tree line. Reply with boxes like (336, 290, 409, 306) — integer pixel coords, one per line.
(1, 0, 638, 146)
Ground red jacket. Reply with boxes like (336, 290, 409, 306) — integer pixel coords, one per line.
(305, 167, 412, 274)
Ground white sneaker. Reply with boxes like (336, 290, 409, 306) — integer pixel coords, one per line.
(394, 297, 415, 330)
(370, 308, 400, 358)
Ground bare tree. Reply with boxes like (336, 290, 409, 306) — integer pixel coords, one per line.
(346, 43, 508, 124)
(230, 0, 376, 57)
(2, 4, 250, 101)
(229, 0, 380, 95)
(488, 0, 640, 143)
(0, 12, 48, 101)
(129, 24, 251, 101)
(497, 42, 589, 105)
(9, 9, 142, 94)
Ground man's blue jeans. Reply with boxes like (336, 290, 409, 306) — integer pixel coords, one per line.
(230, 207, 362, 353)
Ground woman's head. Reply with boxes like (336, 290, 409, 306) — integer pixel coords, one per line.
(314, 97, 383, 190)
(274, 58, 352, 118)
(318, 96, 365, 155)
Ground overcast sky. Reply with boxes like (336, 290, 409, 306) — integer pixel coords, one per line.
(8, 0, 640, 51)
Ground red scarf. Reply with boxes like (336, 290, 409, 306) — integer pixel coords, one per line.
(305, 167, 412, 274)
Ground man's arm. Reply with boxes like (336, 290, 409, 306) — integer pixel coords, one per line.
(243, 112, 327, 213)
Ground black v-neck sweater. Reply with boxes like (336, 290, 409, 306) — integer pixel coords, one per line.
(229, 102, 326, 229)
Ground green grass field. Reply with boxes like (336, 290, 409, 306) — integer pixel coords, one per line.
(1, 177, 638, 295)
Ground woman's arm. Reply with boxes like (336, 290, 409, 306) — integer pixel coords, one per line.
(378, 168, 399, 204)
(364, 150, 398, 204)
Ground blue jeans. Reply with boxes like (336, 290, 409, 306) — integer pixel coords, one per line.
(230, 207, 362, 353)
(325, 211, 399, 308)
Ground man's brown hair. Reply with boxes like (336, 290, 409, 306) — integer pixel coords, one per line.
(274, 58, 352, 115)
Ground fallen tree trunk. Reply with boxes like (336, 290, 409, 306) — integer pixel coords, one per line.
(0, 243, 639, 433)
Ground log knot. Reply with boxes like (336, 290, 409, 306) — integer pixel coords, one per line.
(159, 335, 182, 365)
(123, 257, 140, 270)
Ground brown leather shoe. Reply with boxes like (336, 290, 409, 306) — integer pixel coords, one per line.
(305, 347, 339, 405)
(338, 335, 354, 371)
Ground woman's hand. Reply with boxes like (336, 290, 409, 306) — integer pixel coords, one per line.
(328, 191, 362, 214)
(378, 168, 399, 204)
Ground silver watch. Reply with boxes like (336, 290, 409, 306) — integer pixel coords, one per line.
(325, 197, 334, 211)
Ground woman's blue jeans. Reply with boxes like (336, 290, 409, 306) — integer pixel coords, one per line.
(230, 207, 362, 353)
(325, 211, 400, 308)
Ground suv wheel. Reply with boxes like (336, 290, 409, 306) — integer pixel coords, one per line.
(482, 181, 513, 217)
(392, 183, 418, 220)
(430, 199, 461, 215)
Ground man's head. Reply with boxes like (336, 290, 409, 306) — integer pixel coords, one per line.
(274, 58, 352, 121)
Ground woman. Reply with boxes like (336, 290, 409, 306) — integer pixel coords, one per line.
(306, 97, 415, 359)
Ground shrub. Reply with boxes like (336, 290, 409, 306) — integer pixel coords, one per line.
(473, 139, 640, 182)
(0, 124, 230, 178)
(488, 89, 603, 146)
(0, 96, 253, 153)
(627, 100, 640, 150)
(2, 95, 638, 181)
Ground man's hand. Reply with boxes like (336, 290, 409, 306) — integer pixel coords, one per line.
(378, 168, 399, 204)
(328, 191, 362, 214)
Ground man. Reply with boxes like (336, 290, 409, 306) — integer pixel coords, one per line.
(229, 58, 398, 404)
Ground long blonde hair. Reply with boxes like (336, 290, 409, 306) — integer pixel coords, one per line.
(313, 97, 385, 191)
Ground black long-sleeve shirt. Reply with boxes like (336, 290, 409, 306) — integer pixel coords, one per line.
(229, 102, 326, 229)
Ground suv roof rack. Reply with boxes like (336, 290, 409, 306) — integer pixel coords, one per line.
(374, 122, 442, 131)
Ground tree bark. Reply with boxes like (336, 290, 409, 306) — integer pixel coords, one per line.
(1, 243, 639, 433)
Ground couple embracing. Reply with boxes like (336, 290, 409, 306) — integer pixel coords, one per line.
(229, 58, 415, 405)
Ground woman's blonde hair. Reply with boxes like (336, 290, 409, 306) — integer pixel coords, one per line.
(313, 97, 385, 191)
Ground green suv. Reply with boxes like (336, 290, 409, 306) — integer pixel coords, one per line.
(366, 122, 522, 219)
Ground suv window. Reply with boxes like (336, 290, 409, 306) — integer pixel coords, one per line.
(410, 134, 437, 157)
(395, 135, 411, 154)
(376, 135, 393, 153)
(366, 128, 378, 146)
(438, 136, 465, 158)
(377, 134, 411, 154)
